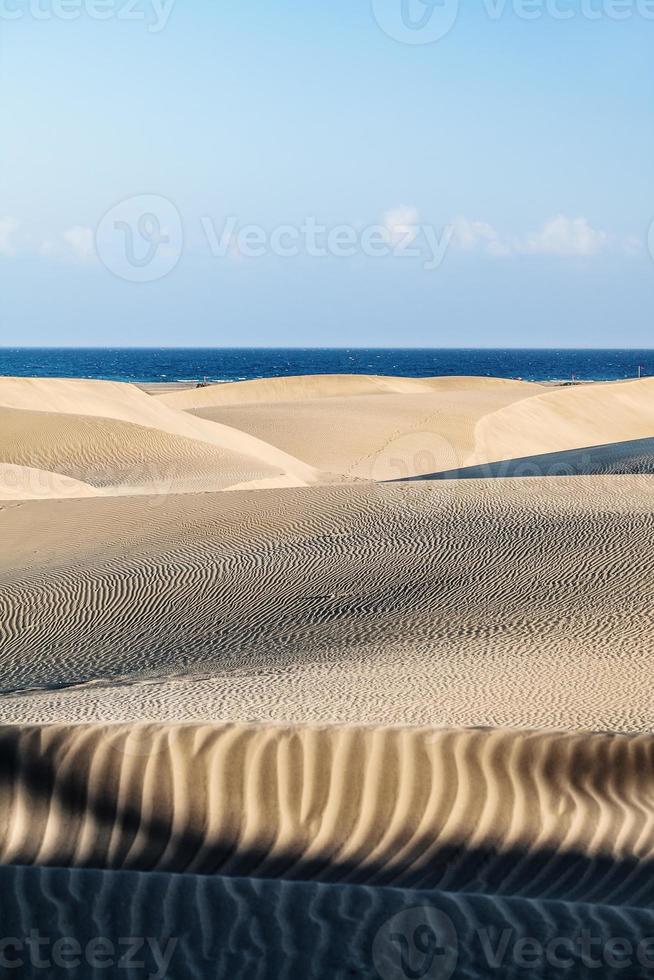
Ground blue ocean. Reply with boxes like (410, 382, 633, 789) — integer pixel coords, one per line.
(0, 348, 652, 384)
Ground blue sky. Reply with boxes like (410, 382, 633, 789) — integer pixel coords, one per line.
(2, 0, 653, 346)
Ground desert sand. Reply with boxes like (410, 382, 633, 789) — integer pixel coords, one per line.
(2, 372, 654, 975)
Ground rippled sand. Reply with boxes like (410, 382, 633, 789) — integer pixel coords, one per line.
(2, 373, 654, 977)
(2, 477, 653, 730)
(1, 722, 653, 890)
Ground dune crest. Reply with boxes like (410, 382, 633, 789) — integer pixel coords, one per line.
(158, 372, 533, 410)
(471, 377, 654, 465)
(0, 377, 322, 497)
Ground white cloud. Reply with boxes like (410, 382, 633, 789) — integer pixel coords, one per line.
(617, 234, 642, 257)
(0, 218, 19, 256)
(451, 216, 511, 257)
(450, 214, 622, 259)
(62, 225, 95, 262)
(36, 226, 96, 262)
(383, 205, 420, 247)
(521, 216, 609, 257)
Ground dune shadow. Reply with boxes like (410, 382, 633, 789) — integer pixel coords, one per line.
(2, 863, 654, 979)
(393, 436, 654, 482)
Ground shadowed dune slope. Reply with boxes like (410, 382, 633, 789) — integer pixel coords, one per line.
(1, 477, 653, 731)
(401, 436, 654, 482)
(2, 722, 654, 903)
(6, 864, 654, 979)
(0, 378, 322, 497)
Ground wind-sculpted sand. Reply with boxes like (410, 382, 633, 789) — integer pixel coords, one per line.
(472, 376, 654, 465)
(1, 477, 654, 730)
(166, 373, 536, 478)
(3, 865, 654, 980)
(2, 722, 654, 899)
(161, 373, 654, 481)
(4, 374, 654, 498)
(3, 372, 654, 977)
(0, 377, 321, 497)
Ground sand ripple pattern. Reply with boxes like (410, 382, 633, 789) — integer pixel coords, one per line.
(4, 861, 654, 979)
(1, 478, 653, 732)
(0, 406, 282, 495)
(2, 722, 654, 903)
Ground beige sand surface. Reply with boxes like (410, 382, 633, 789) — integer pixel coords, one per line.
(161, 373, 654, 480)
(157, 372, 533, 407)
(0, 462, 102, 500)
(1, 477, 653, 732)
(0, 377, 320, 496)
(160, 374, 534, 478)
(1, 722, 652, 887)
(472, 376, 654, 464)
(2, 373, 654, 903)
(4, 374, 654, 498)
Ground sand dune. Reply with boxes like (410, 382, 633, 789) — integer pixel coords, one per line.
(157, 372, 532, 409)
(0, 377, 322, 497)
(0, 406, 295, 495)
(2, 477, 653, 731)
(0, 462, 102, 500)
(5, 375, 654, 498)
(4, 371, 654, 972)
(161, 374, 654, 481)
(168, 375, 538, 478)
(1, 721, 654, 897)
(6, 864, 654, 980)
(472, 376, 654, 465)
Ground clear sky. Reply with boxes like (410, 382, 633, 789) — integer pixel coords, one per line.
(2, 0, 653, 346)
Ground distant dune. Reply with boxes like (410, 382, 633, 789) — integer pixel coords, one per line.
(157, 372, 532, 408)
(471, 376, 654, 464)
(175, 376, 536, 479)
(0, 377, 320, 496)
(161, 373, 654, 480)
(4, 374, 654, 497)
